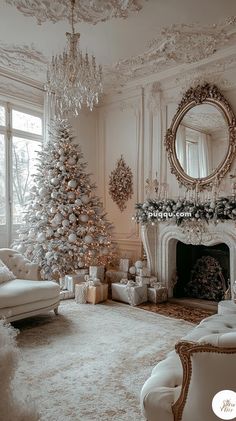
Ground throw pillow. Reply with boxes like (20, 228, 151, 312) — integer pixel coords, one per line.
(0, 259, 16, 284)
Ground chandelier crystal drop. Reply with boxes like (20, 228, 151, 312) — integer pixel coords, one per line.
(45, 0, 103, 116)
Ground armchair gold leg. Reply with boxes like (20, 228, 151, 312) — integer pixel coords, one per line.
(54, 307, 59, 315)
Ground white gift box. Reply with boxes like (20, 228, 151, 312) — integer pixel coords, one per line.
(64, 270, 89, 292)
(136, 276, 150, 286)
(147, 286, 168, 303)
(119, 258, 130, 272)
(112, 282, 147, 306)
(105, 270, 128, 284)
(60, 290, 75, 300)
(75, 283, 88, 304)
(137, 267, 151, 277)
(77, 268, 89, 275)
(149, 277, 158, 286)
(89, 266, 105, 282)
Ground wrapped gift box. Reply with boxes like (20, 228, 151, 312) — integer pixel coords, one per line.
(75, 282, 108, 304)
(137, 267, 151, 277)
(119, 258, 130, 272)
(149, 277, 158, 286)
(89, 266, 105, 282)
(60, 290, 75, 300)
(105, 270, 129, 284)
(147, 286, 168, 303)
(136, 276, 150, 286)
(64, 270, 89, 292)
(75, 283, 88, 304)
(112, 282, 147, 306)
(86, 284, 108, 304)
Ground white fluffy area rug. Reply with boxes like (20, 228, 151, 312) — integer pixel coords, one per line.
(13, 301, 194, 421)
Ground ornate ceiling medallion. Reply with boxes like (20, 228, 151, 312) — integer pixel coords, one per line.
(6, 0, 146, 25)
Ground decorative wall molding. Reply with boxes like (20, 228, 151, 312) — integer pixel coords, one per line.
(174, 58, 236, 95)
(107, 20, 236, 90)
(0, 42, 47, 81)
(0, 74, 44, 105)
(146, 82, 162, 113)
(6, 0, 146, 25)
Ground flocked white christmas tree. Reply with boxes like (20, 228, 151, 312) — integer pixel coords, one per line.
(13, 119, 115, 281)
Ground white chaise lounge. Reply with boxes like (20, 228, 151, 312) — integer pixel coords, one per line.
(0, 248, 60, 322)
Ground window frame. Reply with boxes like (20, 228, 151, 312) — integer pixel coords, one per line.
(0, 100, 43, 247)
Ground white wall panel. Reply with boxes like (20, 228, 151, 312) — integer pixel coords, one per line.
(97, 93, 143, 260)
(71, 110, 98, 185)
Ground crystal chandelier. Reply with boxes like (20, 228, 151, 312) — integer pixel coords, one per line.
(45, 0, 103, 116)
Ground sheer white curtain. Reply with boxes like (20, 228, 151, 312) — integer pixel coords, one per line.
(186, 141, 199, 177)
(176, 124, 187, 170)
(198, 133, 212, 177)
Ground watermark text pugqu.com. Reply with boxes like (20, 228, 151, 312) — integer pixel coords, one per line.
(148, 211, 192, 219)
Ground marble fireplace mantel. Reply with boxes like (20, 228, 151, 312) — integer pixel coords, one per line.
(141, 220, 236, 299)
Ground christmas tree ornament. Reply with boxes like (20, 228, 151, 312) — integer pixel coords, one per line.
(68, 180, 77, 189)
(135, 260, 143, 269)
(37, 232, 46, 243)
(68, 233, 77, 243)
(51, 177, 60, 186)
(75, 198, 82, 206)
(79, 214, 89, 222)
(69, 213, 77, 222)
(129, 266, 136, 275)
(68, 157, 76, 165)
(84, 235, 93, 244)
(81, 194, 90, 204)
(67, 192, 75, 200)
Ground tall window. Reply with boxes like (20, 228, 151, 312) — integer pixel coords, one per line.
(0, 102, 43, 247)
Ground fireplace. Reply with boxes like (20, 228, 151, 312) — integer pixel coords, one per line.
(174, 242, 230, 301)
(141, 221, 236, 300)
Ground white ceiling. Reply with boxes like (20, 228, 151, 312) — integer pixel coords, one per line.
(0, 0, 236, 86)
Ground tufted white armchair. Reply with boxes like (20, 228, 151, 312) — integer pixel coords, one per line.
(0, 248, 60, 322)
(141, 313, 236, 421)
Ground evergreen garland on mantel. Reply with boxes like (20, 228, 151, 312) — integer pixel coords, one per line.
(134, 197, 236, 226)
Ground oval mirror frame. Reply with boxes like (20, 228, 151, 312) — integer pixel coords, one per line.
(165, 83, 236, 190)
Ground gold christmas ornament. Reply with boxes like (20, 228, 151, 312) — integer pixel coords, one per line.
(109, 155, 133, 212)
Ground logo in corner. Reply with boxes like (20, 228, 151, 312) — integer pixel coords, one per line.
(212, 390, 236, 420)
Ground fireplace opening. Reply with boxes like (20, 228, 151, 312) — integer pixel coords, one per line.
(174, 242, 230, 302)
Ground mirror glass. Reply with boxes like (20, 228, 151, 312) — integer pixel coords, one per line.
(175, 104, 228, 179)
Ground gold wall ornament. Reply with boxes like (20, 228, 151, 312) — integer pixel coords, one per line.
(165, 83, 236, 190)
(109, 155, 133, 212)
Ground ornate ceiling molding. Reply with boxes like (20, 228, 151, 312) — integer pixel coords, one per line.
(6, 0, 146, 25)
(108, 19, 236, 88)
(182, 112, 226, 132)
(0, 42, 47, 80)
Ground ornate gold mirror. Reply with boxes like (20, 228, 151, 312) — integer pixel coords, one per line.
(165, 84, 236, 190)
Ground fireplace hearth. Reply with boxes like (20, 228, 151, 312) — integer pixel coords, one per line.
(174, 242, 229, 301)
